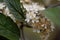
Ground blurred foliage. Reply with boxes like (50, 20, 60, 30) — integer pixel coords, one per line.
(0, 13, 20, 40)
(0, 0, 4, 2)
(44, 6, 60, 26)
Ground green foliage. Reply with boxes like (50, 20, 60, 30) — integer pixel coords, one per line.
(4, 0, 25, 21)
(44, 6, 60, 26)
(0, 0, 60, 40)
(0, 0, 4, 2)
(0, 13, 20, 40)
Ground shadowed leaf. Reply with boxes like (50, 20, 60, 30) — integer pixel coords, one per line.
(0, 13, 20, 40)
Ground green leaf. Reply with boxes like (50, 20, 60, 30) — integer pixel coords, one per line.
(44, 6, 60, 26)
(0, 13, 20, 40)
(4, 0, 25, 21)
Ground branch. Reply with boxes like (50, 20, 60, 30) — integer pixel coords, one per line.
(20, 22, 25, 40)
(45, 2, 60, 8)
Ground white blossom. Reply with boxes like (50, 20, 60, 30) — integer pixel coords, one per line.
(22, 1, 55, 40)
(41, 24, 45, 27)
(25, 11, 38, 23)
(51, 22, 55, 31)
(24, 3, 44, 23)
(0, 3, 5, 9)
(37, 29, 40, 33)
(23, 1, 45, 23)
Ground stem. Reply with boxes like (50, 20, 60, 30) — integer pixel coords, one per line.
(45, 2, 60, 8)
(20, 22, 25, 40)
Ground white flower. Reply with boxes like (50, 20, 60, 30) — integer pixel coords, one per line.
(25, 19, 30, 22)
(37, 29, 40, 33)
(41, 24, 45, 27)
(39, 5, 45, 10)
(4, 7, 16, 22)
(44, 25, 47, 29)
(25, 11, 37, 23)
(32, 19, 39, 23)
(25, 11, 40, 23)
(0, 3, 5, 9)
(24, 3, 43, 23)
(0, 3, 16, 22)
(4, 7, 10, 16)
(32, 17, 39, 23)
(20, 0, 24, 3)
(51, 22, 55, 31)
(23, 4, 29, 11)
(32, 3, 45, 11)
(29, 12, 36, 19)
(25, 13, 30, 22)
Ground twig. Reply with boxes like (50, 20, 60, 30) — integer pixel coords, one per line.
(45, 2, 60, 8)
(20, 22, 25, 40)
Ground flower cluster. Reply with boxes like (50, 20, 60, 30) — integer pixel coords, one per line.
(21, 0, 55, 40)
(23, 3, 45, 23)
(0, 3, 16, 22)
(22, 0, 55, 32)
